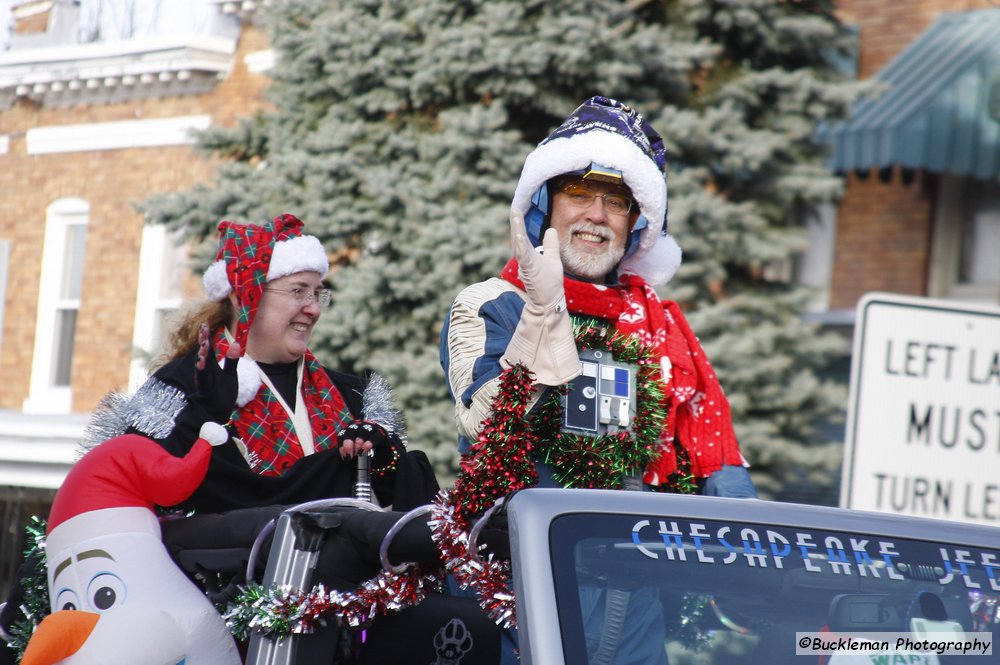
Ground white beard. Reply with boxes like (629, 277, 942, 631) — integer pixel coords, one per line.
(559, 222, 626, 281)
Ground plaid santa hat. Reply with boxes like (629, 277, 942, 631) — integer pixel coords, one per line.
(202, 213, 329, 354)
(512, 96, 681, 287)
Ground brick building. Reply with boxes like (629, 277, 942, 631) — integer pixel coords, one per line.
(821, 0, 1000, 314)
(0, 0, 272, 587)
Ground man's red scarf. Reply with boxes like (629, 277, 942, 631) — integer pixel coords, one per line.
(213, 328, 353, 476)
(500, 259, 744, 483)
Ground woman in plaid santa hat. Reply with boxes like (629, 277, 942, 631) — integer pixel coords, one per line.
(133, 213, 438, 513)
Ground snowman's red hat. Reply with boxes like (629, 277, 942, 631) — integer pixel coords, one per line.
(46, 423, 228, 548)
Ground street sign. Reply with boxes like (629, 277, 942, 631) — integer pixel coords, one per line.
(840, 293, 1000, 526)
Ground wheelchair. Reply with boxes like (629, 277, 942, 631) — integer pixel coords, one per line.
(160, 497, 502, 665)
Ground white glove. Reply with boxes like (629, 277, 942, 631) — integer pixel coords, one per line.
(502, 210, 580, 386)
(510, 209, 565, 309)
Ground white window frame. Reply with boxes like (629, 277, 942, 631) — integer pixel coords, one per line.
(23, 198, 89, 414)
(128, 223, 186, 391)
(929, 175, 1000, 304)
(796, 203, 838, 313)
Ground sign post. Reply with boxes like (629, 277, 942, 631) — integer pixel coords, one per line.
(840, 293, 1000, 526)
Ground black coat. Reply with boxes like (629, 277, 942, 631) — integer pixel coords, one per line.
(139, 351, 439, 513)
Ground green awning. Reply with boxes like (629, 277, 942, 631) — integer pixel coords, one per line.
(822, 9, 1000, 180)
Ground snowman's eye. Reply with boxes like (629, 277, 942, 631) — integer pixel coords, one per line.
(87, 572, 126, 612)
(55, 588, 80, 611)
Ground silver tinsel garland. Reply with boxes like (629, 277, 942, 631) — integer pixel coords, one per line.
(361, 373, 407, 444)
(79, 378, 186, 457)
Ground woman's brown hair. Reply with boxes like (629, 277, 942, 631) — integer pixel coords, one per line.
(150, 298, 234, 372)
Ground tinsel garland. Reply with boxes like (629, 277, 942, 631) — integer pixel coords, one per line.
(533, 320, 669, 489)
(424, 324, 696, 626)
(224, 567, 441, 638)
(224, 325, 695, 636)
(451, 362, 538, 520)
(224, 365, 539, 637)
(648, 444, 697, 496)
(424, 363, 540, 628)
(4, 517, 49, 661)
(429, 492, 517, 627)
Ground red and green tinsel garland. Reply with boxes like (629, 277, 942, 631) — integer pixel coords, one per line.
(223, 365, 539, 636)
(429, 491, 517, 626)
(427, 362, 540, 627)
(430, 321, 695, 625)
(224, 567, 442, 639)
(451, 361, 539, 520)
(532, 320, 671, 489)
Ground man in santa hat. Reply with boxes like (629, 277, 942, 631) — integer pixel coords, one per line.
(440, 96, 758, 665)
(441, 96, 756, 496)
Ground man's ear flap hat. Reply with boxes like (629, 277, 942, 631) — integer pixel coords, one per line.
(512, 96, 681, 286)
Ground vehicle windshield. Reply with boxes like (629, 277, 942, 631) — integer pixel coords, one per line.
(549, 513, 1000, 664)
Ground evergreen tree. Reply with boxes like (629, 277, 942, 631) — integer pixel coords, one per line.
(144, 0, 858, 499)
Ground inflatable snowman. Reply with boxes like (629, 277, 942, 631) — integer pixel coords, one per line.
(21, 423, 242, 665)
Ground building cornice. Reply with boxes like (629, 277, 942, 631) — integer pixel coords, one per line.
(0, 35, 238, 109)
